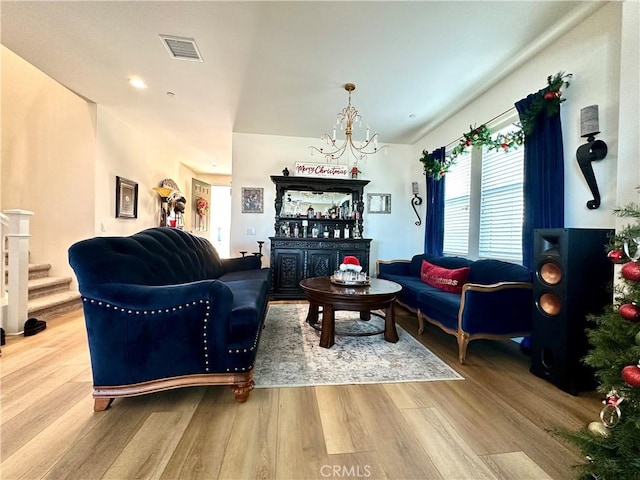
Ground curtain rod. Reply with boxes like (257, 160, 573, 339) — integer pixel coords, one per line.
(443, 106, 517, 150)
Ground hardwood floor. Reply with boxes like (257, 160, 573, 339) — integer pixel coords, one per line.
(1, 302, 600, 479)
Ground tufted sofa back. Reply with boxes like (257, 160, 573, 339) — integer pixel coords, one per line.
(409, 253, 472, 277)
(69, 227, 224, 289)
(408, 253, 531, 285)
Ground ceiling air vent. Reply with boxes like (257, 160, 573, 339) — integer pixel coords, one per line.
(159, 35, 203, 62)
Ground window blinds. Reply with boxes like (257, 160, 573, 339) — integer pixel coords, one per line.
(479, 143, 524, 262)
(443, 152, 471, 256)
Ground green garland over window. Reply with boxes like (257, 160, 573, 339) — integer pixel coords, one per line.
(419, 71, 571, 180)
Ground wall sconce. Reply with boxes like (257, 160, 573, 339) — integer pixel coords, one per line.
(411, 181, 423, 226)
(576, 105, 608, 209)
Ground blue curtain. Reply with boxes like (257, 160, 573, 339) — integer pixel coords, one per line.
(515, 93, 565, 269)
(424, 147, 446, 256)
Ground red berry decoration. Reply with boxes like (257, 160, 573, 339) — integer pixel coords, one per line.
(619, 303, 640, 322)
(544, 91, 556, 100)
(621, 363, 640, 388)
(608, 249, 625, 264)
(621, 261, 640, 282)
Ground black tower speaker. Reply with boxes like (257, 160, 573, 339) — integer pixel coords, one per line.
(530, 228, 614, 395)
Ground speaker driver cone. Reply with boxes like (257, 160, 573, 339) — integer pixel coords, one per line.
(538, 292, 562, 316)
(539, 261, 562, 285)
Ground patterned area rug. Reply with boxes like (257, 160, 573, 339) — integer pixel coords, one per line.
(252, 303, 463, 388)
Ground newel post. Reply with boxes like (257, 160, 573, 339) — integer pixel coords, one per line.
(4, 210, 34, 334)
(0, 212, 8, 336)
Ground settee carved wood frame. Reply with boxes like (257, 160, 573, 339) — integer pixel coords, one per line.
(92, 373, 255, 411)
(375, 259, 532, 364)
(414, 282, 532, 364)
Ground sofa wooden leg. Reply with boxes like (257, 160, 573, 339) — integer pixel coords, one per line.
(230, 379, 255, 403)
(94, 397, 114, 412)
(457, 333, 470, 364)
(416, 310, 425, 334)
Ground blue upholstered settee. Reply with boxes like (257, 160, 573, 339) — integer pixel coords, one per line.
(377, 254, 532, 363)
(68, 227, 271, 411)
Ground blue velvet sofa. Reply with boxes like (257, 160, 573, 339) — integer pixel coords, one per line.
(377, 254, 532, 363)
(68, 227, 271, 411)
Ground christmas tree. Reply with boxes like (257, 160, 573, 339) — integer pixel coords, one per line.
(558, 197, 640, 479)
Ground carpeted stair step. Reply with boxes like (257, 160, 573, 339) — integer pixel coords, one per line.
(28, 291, 82, 322)
(28, 276, 74, 299)
(5, 262, 51, 282)
(28, 262, 52, 280)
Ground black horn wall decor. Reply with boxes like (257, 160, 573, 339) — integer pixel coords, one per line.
(576, 105, 608, 210)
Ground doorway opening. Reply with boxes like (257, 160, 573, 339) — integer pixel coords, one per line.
(210, 185, 231, 257)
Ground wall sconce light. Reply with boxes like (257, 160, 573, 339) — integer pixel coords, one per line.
(576, 105, 608, 209)
(411, 181, 423, 226)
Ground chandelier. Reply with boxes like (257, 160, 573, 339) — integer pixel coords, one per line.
(309, 83, 388, 162)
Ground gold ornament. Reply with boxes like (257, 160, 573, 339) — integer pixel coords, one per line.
(587, 421, 609, 437)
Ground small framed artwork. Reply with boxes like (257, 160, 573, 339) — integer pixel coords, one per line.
(115, 176, 138, 218)
(367, 193, 391, 214)
(241, 187, 264, 213)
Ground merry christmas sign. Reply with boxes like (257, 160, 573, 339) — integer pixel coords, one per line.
(295, 162, 349, 178)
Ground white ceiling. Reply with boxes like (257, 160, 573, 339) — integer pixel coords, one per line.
(1, 1, 602, 175)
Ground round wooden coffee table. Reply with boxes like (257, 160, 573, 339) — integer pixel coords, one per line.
(299, 276, 402, 348)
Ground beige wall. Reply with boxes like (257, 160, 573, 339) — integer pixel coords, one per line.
(196, 173, 231, 187)
(1, 46, 96, 279)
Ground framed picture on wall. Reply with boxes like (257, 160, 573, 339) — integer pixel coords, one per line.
(367, 193, 391, 214)
(115, 176, 138, 218)
(241, 187, 264, 213)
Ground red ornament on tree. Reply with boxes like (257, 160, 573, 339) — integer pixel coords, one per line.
(621, 261, 640, 282)
(621, 363, 640, 388)
(619, 303, 640, 322)
(608, 249, 625, 264)
(544, 91, 556, 100)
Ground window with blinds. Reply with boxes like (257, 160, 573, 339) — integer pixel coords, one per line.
(479, 141, 524, 262)
(442, 122, 524, 263)
(443, 151, 471, 256)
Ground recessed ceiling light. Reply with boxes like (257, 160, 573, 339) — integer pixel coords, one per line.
(128, 77, 148, 89)
(166, 91, 175, 97)
(409, 113, 416, 119)
(210, 162, 218, 168)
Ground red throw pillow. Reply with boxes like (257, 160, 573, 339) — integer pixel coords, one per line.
(420, 260, 470, 294)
